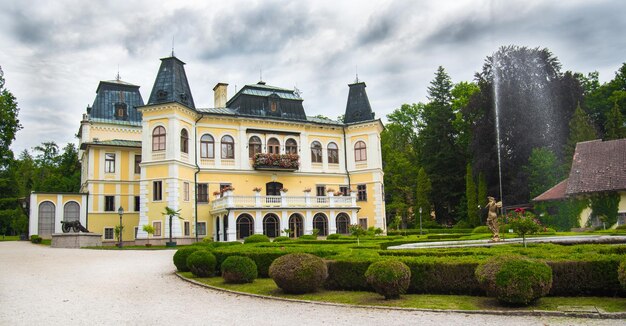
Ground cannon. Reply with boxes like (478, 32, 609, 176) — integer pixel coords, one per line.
(61, 220, 90, 233)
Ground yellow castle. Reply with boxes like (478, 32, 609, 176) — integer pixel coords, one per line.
(29, 55, 386, 244)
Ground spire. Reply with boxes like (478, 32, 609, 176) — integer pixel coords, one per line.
(344, 81, 374, 124)
(147, 56, 195, 109)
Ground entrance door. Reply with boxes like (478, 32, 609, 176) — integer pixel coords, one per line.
(266, 182, 283, 196)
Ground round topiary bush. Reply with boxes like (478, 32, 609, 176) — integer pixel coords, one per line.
(269, 253, 328, 294)
(472, 226, 490, 234)
(244, 234, 270, 244)
(221, 256, 258, 283)
(365, 260, 411, 299)
(173, 247, 203, 272)
(475, 255, 552, 306)
(273, 236, 290, 242)
(326, 233, 341, 240)
(618, 261, 626, 290)
(186, 250, 217, 277)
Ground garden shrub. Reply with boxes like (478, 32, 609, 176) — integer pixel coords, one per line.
(173, 247, 203, 272)
(616, 225, 626, 230)
(426, 234, 463, 240)
(244, 234, 270, 244)
(365, 260, 411, 299)
(472, 226, 490, 234)
(476, 255, 552, 305)
(269, 253, 328, 294)
(186, 250, 217, 277)
(405, 259, 482, 295)
(213, 250, 288, 277)
(221, 256, 258, 283)
(548, 259, 622, 296)
(272, 236, 290, 242)
(30, 235, 42, 244)
(618, 261, 626, 290)
(298, 235, 317, 240)
(326, 233, 341, 240)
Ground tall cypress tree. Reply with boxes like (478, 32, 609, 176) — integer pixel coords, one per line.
(564, 103, 597, 170)
(604, 101, 626, 140)
(465, 163, 478, 227)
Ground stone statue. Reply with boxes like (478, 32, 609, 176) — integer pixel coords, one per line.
(61, 220, 90, 233)
(486, 196, 502, 242)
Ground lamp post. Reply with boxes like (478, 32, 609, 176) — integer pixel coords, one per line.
(118, 206, 124, 248)
(419, 207, 423, 235)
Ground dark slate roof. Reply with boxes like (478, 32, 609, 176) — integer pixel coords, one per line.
(344, 82, 375, 124)
(147, 56, 195, 109)
(88, 80, 144, 124)
(566, 139, 626, 195)
(80, 139, 142, 150)
(533, 179, 569, 202)
(225, 82, 307, 121)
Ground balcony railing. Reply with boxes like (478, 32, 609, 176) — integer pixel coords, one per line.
(210, 191, 357, 212)
(252, 153, 299, 171)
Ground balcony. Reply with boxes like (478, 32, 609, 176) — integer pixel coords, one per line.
(252, 153, 299, 171)
(210, 190, 357, 212)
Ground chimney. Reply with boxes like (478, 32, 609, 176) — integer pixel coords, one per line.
(213, 83, 229, 108)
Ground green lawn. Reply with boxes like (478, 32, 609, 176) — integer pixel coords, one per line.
(0, 235, 20, 241)
(180, 273, 626, 313)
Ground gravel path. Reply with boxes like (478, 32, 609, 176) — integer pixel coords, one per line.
(0, 242, 622, 326)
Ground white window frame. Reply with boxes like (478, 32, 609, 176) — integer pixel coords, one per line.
(183, 182, 190, 202)
(153, 221, 162, 237)
(105, 153, 116, 173)
(197, 221, 207, 236)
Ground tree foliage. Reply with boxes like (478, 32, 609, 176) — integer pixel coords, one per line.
(465, 163, 479, 227)
(0, 66, 22, 169)
(604, 101, 626, 140)
(525, 147, 563, 199)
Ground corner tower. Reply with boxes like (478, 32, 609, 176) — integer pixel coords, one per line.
(147, 56, 195, 109)
(344, 82, 374, 124)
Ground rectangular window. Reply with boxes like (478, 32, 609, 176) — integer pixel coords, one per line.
(220, 183, 232, 192)
(104, 196, 115, 211)
(183, 182, 190, 201)
(104, 227, 114, 240)
(316, 185, 326, 197)
(339, 186, 349, 196)
(134, 155, 141, 174)
(105, 153, 115, 173)
(358, 218, 368, 229)
(197, 183, 208, 203)
(184, 221, 190, 236)
(134, 196, 140, 212)
(197, 222, 207, 236)
(357, 184, 367, 201)
(134, 227, 138, 239)
(153, 221, 162, 237)
(153, 181, 162, 201)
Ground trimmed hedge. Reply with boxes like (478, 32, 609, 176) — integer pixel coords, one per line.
(173, 247, 203, 272)
(365, 260, 411, 299)
(221, 256, 258, 283)
(388, 229, 474, 236)
(272, 236, 290, 242)
(269, 253, 328, 294)
(476, 256, 552, 305)
(325, 260, 372, 291)
(30, 235, 42, 244)
(244, 234, 270, 244)
(326, 234, 341, 240)
(548, 259, 622, 296)
(426, 234, 463, 240)
(186, 250, 217, 277)
(619, 261, 626, 290)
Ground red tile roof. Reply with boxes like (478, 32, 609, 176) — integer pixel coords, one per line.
(565, 138, 626, 195)
(533, 179, 569, 202)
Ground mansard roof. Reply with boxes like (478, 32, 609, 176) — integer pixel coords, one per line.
(87, 79, 144, 125)
(344, 82, 375, 124)
(225, 82, 307, 121)
(147, 56, 195, 109)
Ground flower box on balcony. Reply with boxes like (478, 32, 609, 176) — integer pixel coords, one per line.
(253, 153, 299, 171)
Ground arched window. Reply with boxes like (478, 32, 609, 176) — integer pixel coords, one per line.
(286, 138, 298, 154)
(38, 202, 55, 238)
(152, 126, 166, 151)
(289, 214, 304, 238)
(354, 141, 367, 162)
(268, 138, 280, 154)
(328, 142, 339, 164)
(311, 141, 322, 163)
(221, 135, 234, 159)
(263, 214, 280, 238)
(200, 134, 214, 159)
(248, 136, 262, 158)
(63, 202, 80, 223)
(180, 129, 189, 154)
(336, 213, 350, 235)
(313, 213, 328, 236)
(236, 214, 254, 239)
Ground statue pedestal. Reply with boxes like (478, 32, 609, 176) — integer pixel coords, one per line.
(51, 233, 102, 248)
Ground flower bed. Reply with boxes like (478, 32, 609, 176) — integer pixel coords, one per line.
(253, 153, 299, 170)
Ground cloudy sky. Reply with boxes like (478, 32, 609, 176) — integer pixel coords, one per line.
(1, 0, 625, 154)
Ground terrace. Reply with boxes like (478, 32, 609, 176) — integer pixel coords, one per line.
(210, 190, 357, 213)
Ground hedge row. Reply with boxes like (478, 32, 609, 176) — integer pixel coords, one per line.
(387, 228, 474, 236)
(325, 258, 624, 296)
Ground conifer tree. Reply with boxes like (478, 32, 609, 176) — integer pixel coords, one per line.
(604, 101, 626, 140)
(563, 103, 597, 171)
(415, 167, 432, 222)
(465, 163, 479, 227)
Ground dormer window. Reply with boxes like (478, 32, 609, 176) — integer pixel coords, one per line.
(156, 90, 168, 100)
(179, 92, 188, 104)
(114, 102, 127, 120)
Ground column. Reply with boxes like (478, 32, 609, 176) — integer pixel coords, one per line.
(304, 210, 313, 234)
(227, 210, 236, 241)
(280, 211, 289, 236)
(329, 209, 336, 235)
(255, 211, 263, 234)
